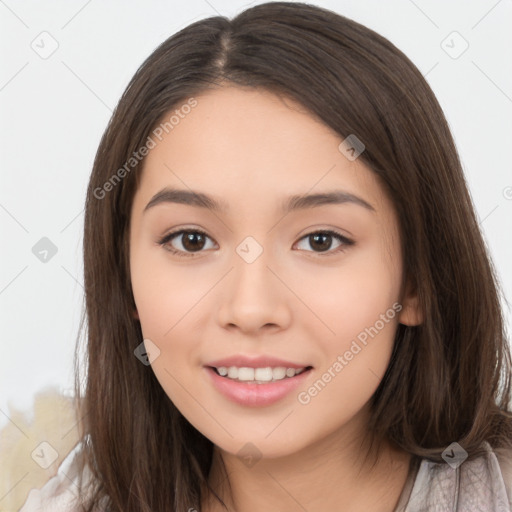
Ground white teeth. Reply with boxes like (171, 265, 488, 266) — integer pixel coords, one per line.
(214, 366, 308, 382)
(273, 367, 286, 380)
(255, 367, 273, 381)
(238, 367, 254, 381)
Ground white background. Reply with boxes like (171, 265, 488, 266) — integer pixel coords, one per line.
(1, 0, 511, 428)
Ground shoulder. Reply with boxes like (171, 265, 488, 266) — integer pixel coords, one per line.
(494, 444, 512, 508)
(401, 442, 512, 511)
(19, 439, 99, 512)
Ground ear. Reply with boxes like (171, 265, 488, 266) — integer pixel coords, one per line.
(132, 308, 140, 321)
(398, 279, 424, 326)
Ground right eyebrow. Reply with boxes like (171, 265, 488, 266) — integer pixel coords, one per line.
(143, 187, 229, 214)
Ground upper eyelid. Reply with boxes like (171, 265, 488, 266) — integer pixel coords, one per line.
(160, 227, 351, 240)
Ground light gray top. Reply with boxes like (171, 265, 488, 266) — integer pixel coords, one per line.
(20, 440, 512, 511)
(394, 442, 511, 511)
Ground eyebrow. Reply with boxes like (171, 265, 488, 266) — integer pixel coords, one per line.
(143, 187, 375, 214)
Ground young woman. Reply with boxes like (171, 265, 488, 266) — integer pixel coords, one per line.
(20, 2, 512, 511)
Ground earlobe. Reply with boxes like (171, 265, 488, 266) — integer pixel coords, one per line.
(398, 282, 424, 326)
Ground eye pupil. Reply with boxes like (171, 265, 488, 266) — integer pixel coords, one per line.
(182, 232, 206, 252)
(310, 233, 332, 252)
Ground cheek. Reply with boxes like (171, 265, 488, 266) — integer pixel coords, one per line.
(130, 247, 213, 402)
(290, 243, 401, 399)
(131, 244, 207, 339)
(292, 266, 400, 436)
(293, 246, 400, 345)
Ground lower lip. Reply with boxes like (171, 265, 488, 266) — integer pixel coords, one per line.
(204, 366, 313, 407)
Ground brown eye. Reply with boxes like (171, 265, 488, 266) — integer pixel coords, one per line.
(158, 229, 215, 257)
(295, 230, 354, 255)
(308, 233, 333, 252)
(181, 231, 207, 252)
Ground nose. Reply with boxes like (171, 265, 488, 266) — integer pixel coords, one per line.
(216, 247, 292, 335)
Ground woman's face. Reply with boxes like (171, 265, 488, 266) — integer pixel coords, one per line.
(129, 86, 420, 458)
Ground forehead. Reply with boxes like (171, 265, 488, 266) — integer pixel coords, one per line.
(134, 86, 389, 216)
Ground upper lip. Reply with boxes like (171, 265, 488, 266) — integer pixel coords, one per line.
(206, 355, 312, 369)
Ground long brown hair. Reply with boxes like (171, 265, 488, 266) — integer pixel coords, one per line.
(74, 2, 512, 510)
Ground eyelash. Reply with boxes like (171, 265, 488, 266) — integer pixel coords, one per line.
(157, 228, 354, 258)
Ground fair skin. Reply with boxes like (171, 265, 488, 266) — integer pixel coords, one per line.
(129, 85, 422, 512)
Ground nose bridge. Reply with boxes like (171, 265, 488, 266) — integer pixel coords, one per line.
(216, 234, 291, 332)
(232, 234, 277, 304)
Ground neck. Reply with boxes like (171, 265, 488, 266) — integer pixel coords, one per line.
(201, 408, 412, 512)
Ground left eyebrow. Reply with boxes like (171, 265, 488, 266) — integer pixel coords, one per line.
(282, 191, 375, 213)
(143, 187, 375, 215)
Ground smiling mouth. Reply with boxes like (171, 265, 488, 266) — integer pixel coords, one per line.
(209, 365, 314, 384)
